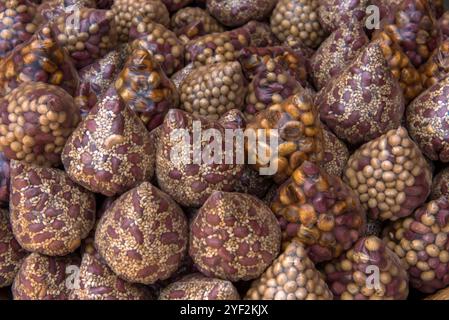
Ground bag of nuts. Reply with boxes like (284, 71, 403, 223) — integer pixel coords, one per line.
(185, 27, 251, 67)
(384, 196, 449, 294)
(130, 22, 184, 76)
(372, 32, 424, 103)
(407, 76, 449, 162)
(431, 167, 449, 200)
(160, 0, 192, 12)
(321, 126, 350, 178)
(245, 91, 324, 184)
(271, 161, 367, 263)
(318, 0, 369, 33)
(376, 0, 441, 68)
(344, 127, 432, 222)
(50, 8, 118, 69)
(179, 61, 247, 120)
(317, 42, 405, 146)
(270, 0, 327, 49)
(75, 44, 130, 116)
(420, 40, 449, 89)
(0, 0, 40, 59)
(323, 236, 409, 300)
(310, 22, 369, 91)
(0, 26, 79, 97)
(115, 47, 179, 131)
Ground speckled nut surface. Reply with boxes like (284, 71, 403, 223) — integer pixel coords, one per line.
(378, 0, 440, 68)
(185, 28, 250, 67)
(324, 236, 409, 300)
(270, 0, 326, 49)
(207, 0, 277, 27)
(156, 109, 245, 207)
(62, 86, 155, 197)
(190, 191, 281, 281)
(0, 0, 39, 58)
(10, 161, 96, 256)
(12, 252, 80, 300)
(0, 27, 79, 97)
(431, 168, 449, 200)
(272, 161, 366, 263)
(0, 152, 10, 206)
(318, 0, 369, 33)
(384, 196, 449, 294)
(95, 181, 188, 285)
(171, 7, 224, 38)
(310, 23, 368, 91)
(420, 40, 449, 89)
(239, 46, 308, 85)
(111, 0, 170, 43)
(70, 243, 152, 300)
(115, 47, 179, 131)
(344, 127, 432, 221)
(130, 22, 184, 76)
(76, 44, 130, 115)
(171, 63, 194, 91)
(159, 273, 240, 300)
(318, 42, 405, 146)
(0, 82, 80, 167)
(406, 76, 449, 162)
(51, 8, 117, 69)
(179, 61, 247, 119)
(373, 31, 424, 103)
(0, 208, 27, 288)
(369, 0, 403, 21)
(245, 92, 324, 184)
(161, 0, 192, 12)
(321, 126, 349, 178)
(246, 239, 333, 300)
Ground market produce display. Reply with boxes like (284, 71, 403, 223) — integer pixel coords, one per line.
(2, 0, 449, 301)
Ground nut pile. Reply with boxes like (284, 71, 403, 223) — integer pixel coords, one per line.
(2, 0, 449, 302)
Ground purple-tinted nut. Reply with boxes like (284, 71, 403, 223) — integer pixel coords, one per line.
(271, 161, 367, 263)
(318, 0, 369, 33)
(369, 0, 405, 21)
(95, 182, 188, 285)
(241, 21, 280, 47)
(233, 166, 273, 200)
(70, 243, 153, 300)
(431, 168, 449, 200)
(190, 191, 281, 281)
(170, 7, 224, 41)
(419, 40, 449, 89)
(207, 0, 277, 27)
(270, 0, 327, 49)
(171, 63, 194, 91)
(246, 239, 333, 300)
(156, 109, 245, 208)
(9, 161, 96, 256)
(159, 273, 240, 300)
(384, 196, 449, 294)
(324, 236, 409, 300)
(407, 76, 449, 163)
(12, 252, 80, 300)
(321, 126, 350, 178)
(317, 42, 405, 146)
(344, 127, 432, 221)
(310, 23, 368, 90)
(111, 0, 170, 43)
(0, 208, 28, 288)
(0, 152, 10, 206)
(0, 82, 80, 167)
(62, 86, 156, 197)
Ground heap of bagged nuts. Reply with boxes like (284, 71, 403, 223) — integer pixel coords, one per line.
(3, 0, 449, 302)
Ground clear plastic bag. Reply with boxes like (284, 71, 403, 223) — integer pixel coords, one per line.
(344, 127, 432, 221)
(50, 8, 118, 69)
(271, 161, 366, 263)
(0, 152, 10, 207)
(420, 40, 449, 89)
(0, 26, 79, 96)
(324, 236, 409, 300)
(384, 196, 449, 293)
(245, 91, 324, 184)
(0, 0, 40, 58)
(170, 7, 224, 40)
(115, 47, 179, 131)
